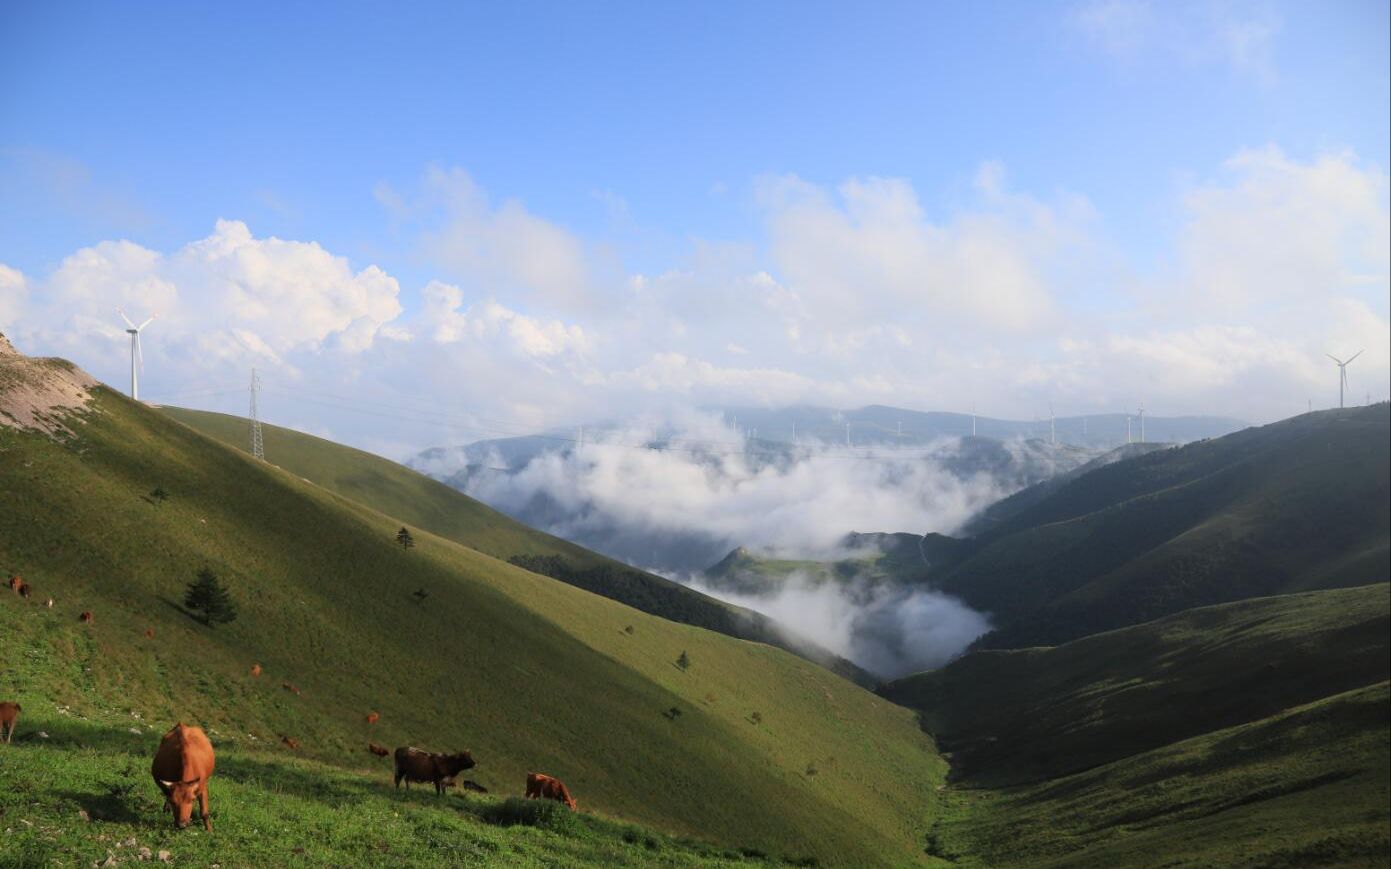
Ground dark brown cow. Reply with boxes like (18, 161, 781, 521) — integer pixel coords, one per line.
(367, 742, 390, 758)
(282, 682, 300, 695)
(16, 582, 30, 599)
(525, 772, 577, 810)
(0, 701, 19, 744)
(145, 627, 156, 639)
(281, 735, 300, 750)
(79, 611, 93, 624)
(393, 746, 476, 794)
(365, 711, 380, 725)
(151, 723, 216, 831)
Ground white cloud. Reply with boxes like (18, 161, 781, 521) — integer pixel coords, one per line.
(1073, 0, 1282, 82)
(0, 264, 27, 327)
(420, 280, 589, 361)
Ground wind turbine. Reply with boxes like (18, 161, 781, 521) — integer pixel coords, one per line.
(1136, 401, 1146, 444)
(1327, 351, 1363, 409)
(117, 309, 156, 401)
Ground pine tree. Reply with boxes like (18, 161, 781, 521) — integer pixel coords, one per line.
(396, 527, 415, 550)
(185, 567, 237, 627)
(150, 486, 169, 506)
(676, 650, 690, 671)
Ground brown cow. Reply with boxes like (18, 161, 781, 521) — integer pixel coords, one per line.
(151, 723, 216, 831)
(79, 611, 93, 624)
(249, 664, 262, 678)
(16, 582, 30, 599)
(0, 701, 20, 744)
(7, 576, 21, 592)
(393, 746, 476, 794)
(281, 735, 300, 750)
(367, 742, 390, 758)
(282, 682, 300, 696)
(365, 711, 380, 725)
(525, 772, 577, 810)
(145, 627, 156, 639)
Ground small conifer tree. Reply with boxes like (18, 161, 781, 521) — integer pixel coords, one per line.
(396, 527, 415, 550)
(185, 567, 237, 627)
(676, 650, 690, 671)
(150, 487, 169, 506)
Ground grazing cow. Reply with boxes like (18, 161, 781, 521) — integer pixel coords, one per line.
(460, 780, 489, 794)
(7, 576, 21, 592)
(79, 611, 93, 624)
(392, 746, 476, 795)
(249, 664, 262, 678)
(151, 723, 216, 831)
(525, 772, 577, 810)
(145, 627, 156, 639)
(365, 712, 380, 725)
(44, 598, 54, 608)
(367, 742, 390, 758)
(282, 682, 300, 696)
(0, 701, 20, 744)
(16, 582, 30, 599)
(281, 736, 300, 750)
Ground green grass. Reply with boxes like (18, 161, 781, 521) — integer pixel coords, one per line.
(881, 586, 1391, 867)
(1, 385, 945, 867)
(161, 406, 868, 683)
(935, 405, 1391, 648)
(927, 682, 1391, 868)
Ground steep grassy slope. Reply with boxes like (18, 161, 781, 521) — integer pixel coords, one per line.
(883, 587, 1390, 866)
(937, 405, 1390, 647)
(883, 585, 1390, 785)
(161, 406, 868, 685)
(2, 384, 943, 866)
(932, 682, 1390, 868)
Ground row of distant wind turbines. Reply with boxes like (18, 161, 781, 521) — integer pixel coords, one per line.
(113, 309, 1369, 420)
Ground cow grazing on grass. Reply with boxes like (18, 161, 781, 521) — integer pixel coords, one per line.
(249, 664, 262, 678)
(365, 712, 380, 725)
(525, 772, 577, 810)
(79, 611, 93, 624)
(151, 723, 216, 831)
(0, 701, 20, 744)
(367, 742, 390, 758)
(43, 598, 54, 608)
(281, 736, 300, 750)
(7, 576, 21, 592)
(16, 582, 30, 599)
(282, 682, 300, 696)
(145, 628, 156, 639)
(393, 746, 476, 795)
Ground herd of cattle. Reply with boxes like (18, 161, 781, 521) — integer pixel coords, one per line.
(2, 574, 580, 831)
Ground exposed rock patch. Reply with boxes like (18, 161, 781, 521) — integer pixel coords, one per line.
(0, 331, 99, 436)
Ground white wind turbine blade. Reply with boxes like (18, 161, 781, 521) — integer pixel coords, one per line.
(1346, 350, 1363, 364)
(137, 314, 157, 331)
(117, 308, 137, 330)
(1327, 353, 1345, 365)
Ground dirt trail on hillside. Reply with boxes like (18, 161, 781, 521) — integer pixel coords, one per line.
(0, 332, 99, 436)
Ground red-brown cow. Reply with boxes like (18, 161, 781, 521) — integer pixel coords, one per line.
(365, 711, 380, 725)
(79, 611, 93, 624)
(7, 576, 21, 592)
(393, 746, 476, 794)
(0, 701, 20, 744)
(367, 742, 390, 758)
(525, 772, 577, 810)
(151, 723, 216, 831)
(249, 663, 262, 678)
(145, 627, 156, 639)
(281, 735, 300, 750)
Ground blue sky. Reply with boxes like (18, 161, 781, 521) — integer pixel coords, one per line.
(2, 0, 1388, 456)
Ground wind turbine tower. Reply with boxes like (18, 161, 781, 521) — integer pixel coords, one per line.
(1327, 351, 1363, 409)
(116, 309, 156, 401)
(248, 369, 264, 461)
(1137, 401, 1146, 444)
(1126, 415, 1132, 445)
(1049, 403, 1056, 445)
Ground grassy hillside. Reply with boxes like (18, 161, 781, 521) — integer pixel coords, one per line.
(883, 585, 1390, 785)
(930, 682, 1390, 868)
(161, 406, 869, 685)
(936, 405, 1390, 648)
(883, 587, 1390, 866)
(1, 380, 943, 866)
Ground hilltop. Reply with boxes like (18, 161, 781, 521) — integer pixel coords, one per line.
(0, 345, 943, 866)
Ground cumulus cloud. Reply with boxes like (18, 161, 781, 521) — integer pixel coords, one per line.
(0, 264, 27, 326)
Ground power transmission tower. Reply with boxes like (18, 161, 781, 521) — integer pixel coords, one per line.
(249, 368, 265, 461)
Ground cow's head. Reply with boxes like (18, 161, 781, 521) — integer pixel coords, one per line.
(157, 779, 201, 829)
(444, 751, 476, 777)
